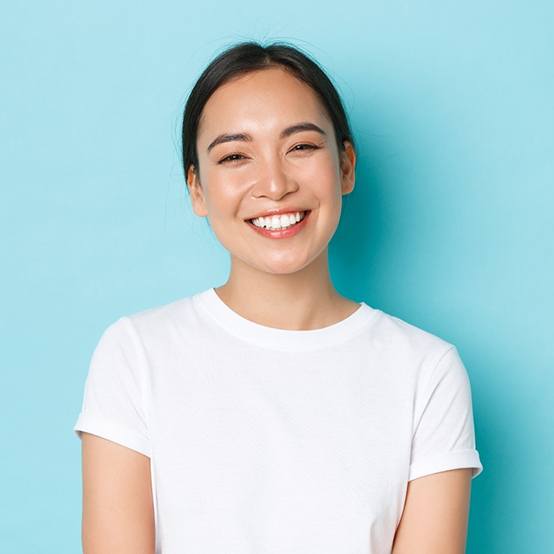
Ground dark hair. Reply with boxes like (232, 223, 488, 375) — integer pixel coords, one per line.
(181, 40, 355, 188)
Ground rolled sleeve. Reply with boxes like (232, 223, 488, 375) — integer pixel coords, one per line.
(408, 346, 483, 481)
(73, 316, 151, 457)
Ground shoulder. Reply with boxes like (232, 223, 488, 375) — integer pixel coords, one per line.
(93, 294, 198, 357)
(359, 305, 466, 395)
(120, 293, 197, 336)
(368, 305, 455, 362)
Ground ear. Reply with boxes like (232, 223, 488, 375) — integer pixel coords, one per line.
(186, 164, 209, 217)
(339, 140, 356, 196)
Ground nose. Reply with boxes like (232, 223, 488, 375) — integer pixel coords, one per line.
(252, 153, 299, 199)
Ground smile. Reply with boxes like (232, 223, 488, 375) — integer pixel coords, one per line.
(246, 210, 311, 239)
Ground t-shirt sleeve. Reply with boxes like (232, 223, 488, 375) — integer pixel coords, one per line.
(408, 345, 483, 481)
(72, 316, 151, 457)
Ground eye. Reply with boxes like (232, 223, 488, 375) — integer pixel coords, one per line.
(218, 153, 247, 165)
(291, 143, 319, 152)
(218, 144, 320, 165)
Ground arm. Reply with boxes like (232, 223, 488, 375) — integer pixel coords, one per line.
(81, 432, 155, 554)
(391, 468, 473, 554)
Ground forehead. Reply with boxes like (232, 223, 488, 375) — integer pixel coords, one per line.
(197, 67, 331, 140)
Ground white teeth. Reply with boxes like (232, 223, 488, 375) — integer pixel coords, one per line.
(251, 211, 306, 230)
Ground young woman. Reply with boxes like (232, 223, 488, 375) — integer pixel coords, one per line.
(74, 41, 483, 554)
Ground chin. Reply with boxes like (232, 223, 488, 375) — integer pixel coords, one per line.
(258, 256, 316, 275)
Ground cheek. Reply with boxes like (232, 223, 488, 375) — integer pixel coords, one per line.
(308, 175, 342, 210)
(304, 151, 340, 188)
(203, 171, 244, 215)
(310, 156, 344, 216)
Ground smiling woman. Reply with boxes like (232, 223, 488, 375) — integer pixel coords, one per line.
(73, 40, 483, 554)
(181, 44, 357, 276)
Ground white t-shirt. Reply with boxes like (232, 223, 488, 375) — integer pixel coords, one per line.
(73, 287, 483, 554)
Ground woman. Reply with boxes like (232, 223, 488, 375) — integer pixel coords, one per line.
(74, 40, 483, 553)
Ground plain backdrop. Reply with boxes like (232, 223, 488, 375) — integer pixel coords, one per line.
(1, 1, 553, 552)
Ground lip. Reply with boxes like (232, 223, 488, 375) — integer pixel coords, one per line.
(246, 209, 311, 239)
(244, 207, 310, 221)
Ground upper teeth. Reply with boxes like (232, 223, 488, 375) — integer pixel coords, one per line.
(251, 211, 306, 229)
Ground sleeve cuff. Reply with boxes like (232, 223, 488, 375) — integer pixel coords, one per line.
(73, 412, 151, 458)
(408, 448, 483, 481)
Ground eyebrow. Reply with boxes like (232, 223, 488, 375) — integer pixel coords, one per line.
(206, 121, 327, 153)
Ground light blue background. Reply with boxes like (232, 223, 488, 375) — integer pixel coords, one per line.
(2, 1, 552, 552)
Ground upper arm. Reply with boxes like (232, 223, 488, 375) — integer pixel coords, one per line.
(73, 317, 155, 552)
(391, 468, 473, 554)
(81, 432, 155, 554)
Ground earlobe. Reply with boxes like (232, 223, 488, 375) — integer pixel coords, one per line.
(340, 141, 356, 195)
(187, 165, 209, 217)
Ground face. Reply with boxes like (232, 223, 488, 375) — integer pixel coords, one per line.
(187, 66, 356, 275)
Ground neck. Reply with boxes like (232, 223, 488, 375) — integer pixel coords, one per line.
(214, 249, 358, 331)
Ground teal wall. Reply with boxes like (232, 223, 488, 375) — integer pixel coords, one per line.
(2, 2, 552, 552)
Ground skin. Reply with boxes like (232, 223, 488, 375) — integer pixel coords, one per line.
(391, 468, 474, 553)
(81, 434, 155, 553)
(80, 65, 474, 553)
(188, 65, 475, 553)
(187, 66, 359, 330)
